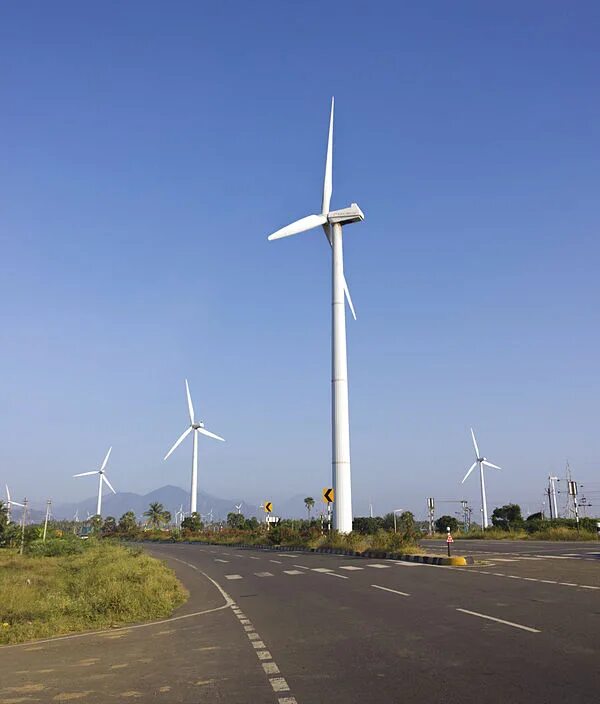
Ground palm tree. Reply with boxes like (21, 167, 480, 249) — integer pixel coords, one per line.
(304, 497, 315, 521)
(144, 502, 170, 530)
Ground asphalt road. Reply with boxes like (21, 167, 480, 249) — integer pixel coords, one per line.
(2, 543, 598, 703)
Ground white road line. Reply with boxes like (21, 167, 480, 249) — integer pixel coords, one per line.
(457, 608, 540, 633)
(278, 698, 298, 704)
(536, 555, 571, 559)
(270, 677, 290, 692)
(214, 559, 229, 563)
(263, 662, 280, 675)
(559, 582, 578, 587)
(339, 566, 363, 571)
(371, 584, 410, 597)
(256, 650, 272, 660)
(541, 579, 557, 584)
(323, 571, 348, 579)
(391, 561, 421, 567)
(248, 633, 261, 640)
(283, 570, 304, 575)
(248, 556, 261, 560)
(270, 560, 283, 564)
(225, 574, 243, 580)
(312, 568, 333, 573)
(494, 558, 520, 562)
(293, 565, 310, 570)
(366, 564, 391, 569)
(581, 585, 600, 590)
(252, 641, 267, 649)
(507, 575, 522, 579)
(244, 625, 254, 632)
(493, 573, 505, 577)
(240, 619, 251, 625)
(255, 572, 274, 577)
(278, 554, 299, 558)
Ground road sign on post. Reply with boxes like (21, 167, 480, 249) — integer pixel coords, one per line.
(446, 528, 454, 557)
(322, 488, 334, 504)
(264, 502, 273, 513)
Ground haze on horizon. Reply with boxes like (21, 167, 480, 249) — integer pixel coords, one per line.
(2, 2, 599, 520)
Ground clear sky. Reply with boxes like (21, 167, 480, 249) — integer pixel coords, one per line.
(2, 1, 599, 519)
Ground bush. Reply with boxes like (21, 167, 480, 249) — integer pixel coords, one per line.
(27, 537, 85, 557)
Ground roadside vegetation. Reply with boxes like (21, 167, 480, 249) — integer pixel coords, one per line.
(0, 507, 187, 645)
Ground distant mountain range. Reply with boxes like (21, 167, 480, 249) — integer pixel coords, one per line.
(7, 486, 332, 523)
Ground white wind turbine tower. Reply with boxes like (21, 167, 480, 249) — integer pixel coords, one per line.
(235, 503, 242, 514)
(461, 428, 501, 529)
(5, 484, 24, 524)
(73, 447, 116, 517)
(164, 379, 225, 516)
(267, 97, 363, 533)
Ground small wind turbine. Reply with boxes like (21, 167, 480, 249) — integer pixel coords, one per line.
(267, 97, 364, 533)
(461, 428, 501, 529)
(5, 484, 24, 524)
(235, 503, 242, 514)
(164, 379, 225, 515)
(73, 447, 116, 517)
(175, 504, 184, 527)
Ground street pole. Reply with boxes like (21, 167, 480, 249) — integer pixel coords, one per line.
(446, 526, 451, 557)
(19, 498, 28, 556)
(43, 500, 51, 543)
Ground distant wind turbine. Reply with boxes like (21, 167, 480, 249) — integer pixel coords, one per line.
(235, 503, 242, 514)
(266, 97, 364, 533)
(73, 447, 116, 517)
(5, 484, 24, 524)
(461, 428, 501, 529)
(164, 379, 225, 515)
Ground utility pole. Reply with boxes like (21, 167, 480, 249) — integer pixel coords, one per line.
(460, 500, 470, 532)
(393, 509, 403, 534)
(19, 498, 28, 555)
(568, 479, 580, 530)
(42, 499, 51, 542)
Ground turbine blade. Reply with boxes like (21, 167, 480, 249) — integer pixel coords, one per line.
(73, 471, 100, 478)
(185, 379, 195, 424)
(100, 446, 112, 472)
(268, 214, 327, 241)
(321, 96, 334, 215)
(11, 501, 24, 507)
(197, 427, 225, 442)
(102, 474, 117, 494)
(164, 426, 193, 460)
(470, 428, 480, 458)
(5, 484, 10, 502)
(461, 462, 478, 484)
(482, 461, 501, 470)
(343, 275, 357, 321)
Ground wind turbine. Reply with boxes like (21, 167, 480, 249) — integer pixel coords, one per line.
(235, 503, 242, 514)
(461, 428, 501, 529)
(266, 97, 364, 533)
(164, 379, 225, 515)
(4, 484, 24, 524)
(73, 447, 116, 517)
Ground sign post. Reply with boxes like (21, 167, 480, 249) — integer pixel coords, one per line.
(427, 498, 435, 535)
(322, 488, 334, 532)
(446, 527, 454, 557)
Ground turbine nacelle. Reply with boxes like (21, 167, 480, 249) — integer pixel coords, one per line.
(328, 203, 364, 226)
(192, 421, 205, 430)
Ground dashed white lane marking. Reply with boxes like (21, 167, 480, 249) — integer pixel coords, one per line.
(536, 555, 571, 559)
(323, 571, 348, 579)
(263, 662, 280, 675)
(225, 574, 243, 580)
(270, 677, 291, 692)
(559, 582, 578, 587)
(255, 572, 274, 577)
(371, 584, 410, 597)
(392, 561, 421, 567)
(278, 554, 299, 558)
(457, 608, 540, 633)
(284, 570, 304, 575)
(252, 641, 267, 649)
(244, 625, 254, 632)
(339, 566, 363, 571)
(270, 560, 283, 564)
(221, 552, 230, 556)
(214, 559, 229, 563)
(494, 558, 520, 562)
(293, 565, 311, 570)
(240, 619, 251, 625)
(248, 632, 261, 640)
(581, 585, 600, 590)
(256, 650, 272, 660)
(312, 568, 333, 573)
(541, 580, 557, 584)
(248, 556, 261, 560)
(278, 699, 298, 704)
(366, 563, 390, 569)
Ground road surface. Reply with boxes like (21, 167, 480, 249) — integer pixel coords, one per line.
(1, 542, 598, 703)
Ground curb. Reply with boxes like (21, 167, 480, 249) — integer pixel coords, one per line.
(139, 539, 473, 566)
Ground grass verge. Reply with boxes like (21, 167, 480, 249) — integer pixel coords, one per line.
(0, 541, 188, 645)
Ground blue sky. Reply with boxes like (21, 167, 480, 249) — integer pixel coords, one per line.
(1, 1, 599, 519)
